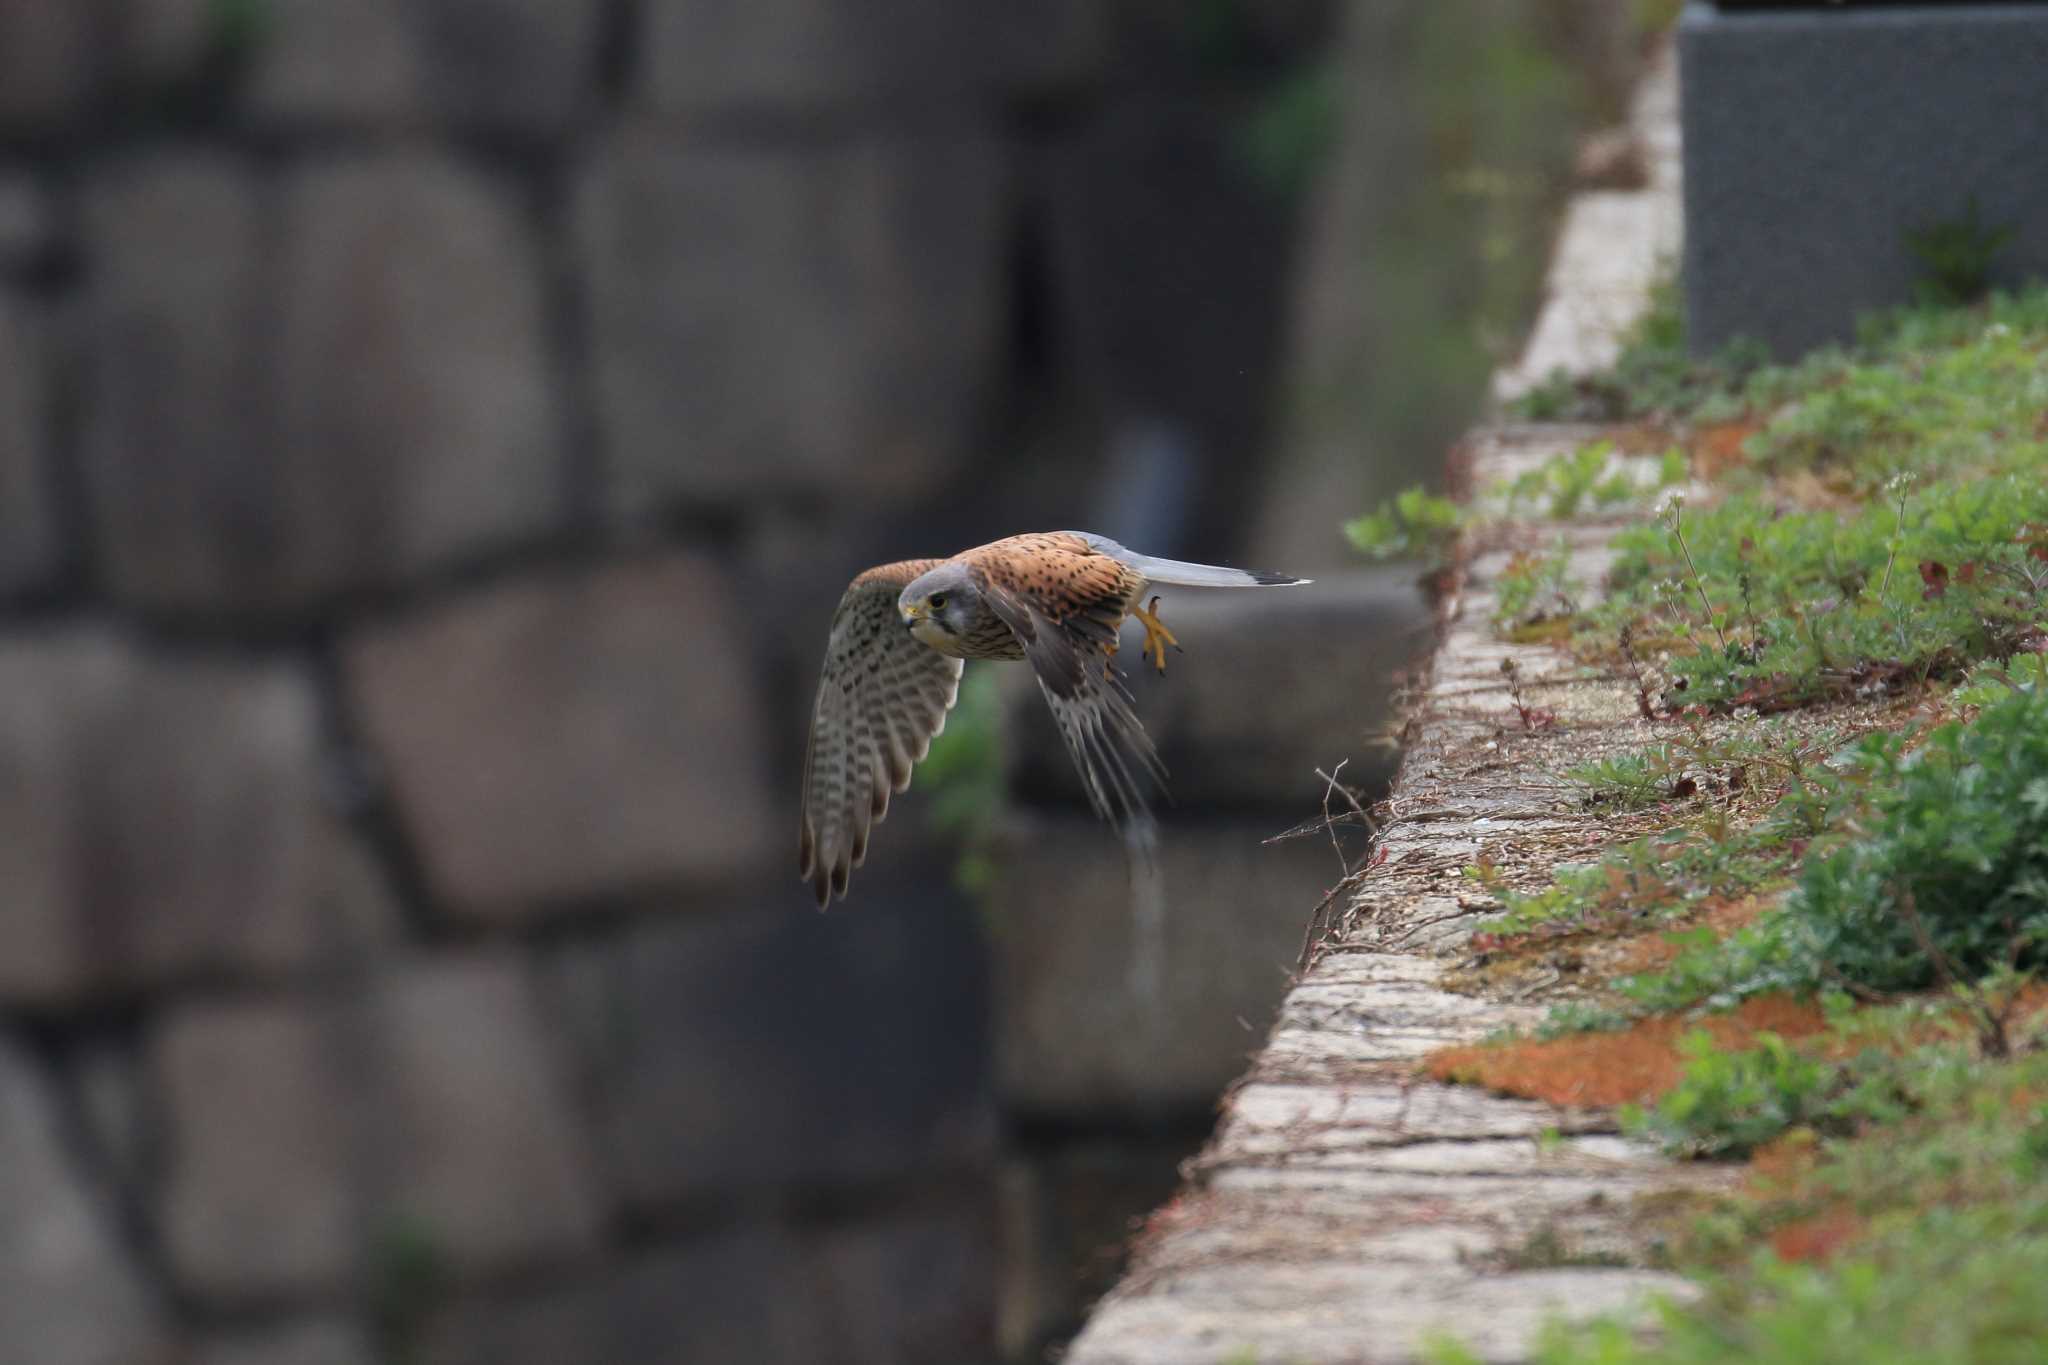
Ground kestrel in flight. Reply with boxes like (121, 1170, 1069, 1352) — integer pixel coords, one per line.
(799, 530, 1307, 906)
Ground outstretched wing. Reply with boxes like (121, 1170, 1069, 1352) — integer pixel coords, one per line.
(975, 571, 1167, 830)
(799, 561, 961, 907)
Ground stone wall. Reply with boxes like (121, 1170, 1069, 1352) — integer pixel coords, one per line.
(0, 3, 1352, 1361)
(1680, 1, 2048, 357)
(0, 2, 1657, 1359)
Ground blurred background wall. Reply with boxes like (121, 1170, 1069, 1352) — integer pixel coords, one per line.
(0, 2, 1650, 1362)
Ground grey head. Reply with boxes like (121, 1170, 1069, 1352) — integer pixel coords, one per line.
(898, 561, 983, 657)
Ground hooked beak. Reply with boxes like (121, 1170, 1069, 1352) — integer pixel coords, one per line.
(901, 600, 929, 627)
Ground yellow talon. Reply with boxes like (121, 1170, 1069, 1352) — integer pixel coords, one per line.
(1130, 595, 1181, 674)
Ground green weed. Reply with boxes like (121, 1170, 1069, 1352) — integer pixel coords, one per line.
(1507, 294, 2048, 709)
(1510, 278, 1770, 423)
(1589, 472, 2048, 708)
(1497, 440, 1687, 520)
(1343, 485, 1468, 568)
(1512, 279, 2048, 429)
(1494, 539, 1580, 634)
(1623, 1026, 1916, 1160)
(1564, 748, 1678, 810)
(1787, 686, 2048, 993)
(1604, 685, 2048, 1015)
(1482, 720, 1847, 950)
(1905, 196, 2015, 306)
(1492, 1223, 1633, 1271)
(920, 668, 1006, 896)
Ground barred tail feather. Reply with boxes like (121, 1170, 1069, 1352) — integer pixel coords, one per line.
(1071, 533, 1309, 588)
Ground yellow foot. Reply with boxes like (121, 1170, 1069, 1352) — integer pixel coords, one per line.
(1130, 595, 1183, 674)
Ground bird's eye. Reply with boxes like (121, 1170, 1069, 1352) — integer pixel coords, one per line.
(929, 593, 948, 609)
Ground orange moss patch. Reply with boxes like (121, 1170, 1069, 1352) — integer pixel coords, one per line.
(1746, 1129, 1821, 1190)
(1426, 994, 1829, 1109)
(1769, 1206, 1866, 1264)
(1433, 984, 2048, 1112)
(1611, 422, 1679, 455)
(1691, 417, 1763, 480)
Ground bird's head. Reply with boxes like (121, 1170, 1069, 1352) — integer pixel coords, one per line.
(899, 564, 979, 654)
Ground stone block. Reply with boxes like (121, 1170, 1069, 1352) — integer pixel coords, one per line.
(80, 151, 266, 612)
(0, 1038, 173, 1365)
(241, 0, 603, 135)
(155, 1000, 358, 1297)
(344, 552, 777, 918)
(1045, 97, 1297, 505)
(269, 152, 562, 600)
(155, 954, 604, 1303)
(990, 815, 1338, 1117)
(998, 1141, 1192, 1361)
(1008, 571, 1431, 810)
(576, 130, 1003, 519)
(193, 1320, 374, 1365)
(82, 149, 562, 615)
(303, 811, 411, 963)
(423, 1206, 994, 1365)
(803, 1204, 999, 1365)
(370, 955, 606, 1270)
(0, 295, 55, 592)
(421, 1232, 828, 1365)
(547, 880, 992, 1212)
(0, 628, 363, 1003)
(637, 0, 1101, 109)
(70, 1042, 148, 1205)
(740, 512, 909, 700)
(1680, 1, 2048, 357)
(0, 2, 98, 131)
(0, 172, 54, 272)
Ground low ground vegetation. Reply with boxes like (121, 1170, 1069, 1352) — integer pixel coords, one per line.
(1356, 284, 2048, 1363)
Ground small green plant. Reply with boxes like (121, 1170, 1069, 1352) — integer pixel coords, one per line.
(1951, 649, 2048, 707)
(1239, 60, 1339, 195)
(1482, 722, 1851, 952)
(368, 1213, 449, 1364)
(1601, 686, 2048, 1016)
(1789, 685, 2048, 994)
(1587, 466, 2048, 708)
(1492, 1223, 1632, 1271)
(1563, 743, 1706, 810)
(1627, 1029, 1846, 1159)
(920, 669, 1006, 896)
(1511, 278, 1771, 422)
(1515, 278, 2048, 429)
(1493, 539, 1579, 634)
(1482, 821, 1791, 948)
(1498, 440, 1685, 520)
(1344, 485, 1469, 568)
(1906, 196, 2014, 306)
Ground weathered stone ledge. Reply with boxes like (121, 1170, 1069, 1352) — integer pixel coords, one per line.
(1064, 51, 1711, 1365)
